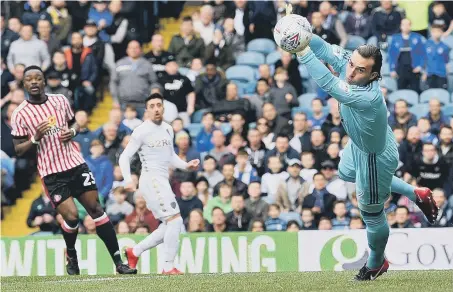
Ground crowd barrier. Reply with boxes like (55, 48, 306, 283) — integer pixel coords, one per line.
(1, 228, 452, 276)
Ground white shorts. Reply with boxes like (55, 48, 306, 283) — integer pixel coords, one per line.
(139, 174, 180, 220)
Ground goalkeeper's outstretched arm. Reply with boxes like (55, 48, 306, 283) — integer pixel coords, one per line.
(297, 49, 374, 110)
(308, 34, 349, 74)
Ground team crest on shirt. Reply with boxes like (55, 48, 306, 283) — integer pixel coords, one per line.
(338, 81, 350, 93)
(53, 194, 62, 203)
(46, 115, 62, 136)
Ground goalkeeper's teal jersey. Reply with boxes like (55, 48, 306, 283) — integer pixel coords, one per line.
(298, 35, 395, 154)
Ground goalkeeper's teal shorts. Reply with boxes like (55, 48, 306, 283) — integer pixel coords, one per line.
(338, 140, 399, 213)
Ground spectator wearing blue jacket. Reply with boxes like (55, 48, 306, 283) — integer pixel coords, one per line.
(21, 1, 52, 31)
(73, 110, 95, 158)
(88, 1, 113, 43)
(196, 112, 216, 153)
(263, 134, 300, 173)
(85, 140, 114, 202)
(427, 99, 450, 135)
(418, 118, 439, 146)
(265, 204, 287, 231)
(423, 25, 450, 90)
(389, 19, 426, 93)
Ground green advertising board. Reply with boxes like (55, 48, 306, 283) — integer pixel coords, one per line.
(1, 232, 299, 276)
(2, 229, 452, 276)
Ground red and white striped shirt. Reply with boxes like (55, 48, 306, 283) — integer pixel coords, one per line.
(11, 94, 85, 177)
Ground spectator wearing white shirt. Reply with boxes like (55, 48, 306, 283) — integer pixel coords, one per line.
(261, 156, 289, 204)
(290, 112, 311, 154)
(300, 152, 317, 184)
(194, 5, 216, 46)
(308, 160, 348, 201)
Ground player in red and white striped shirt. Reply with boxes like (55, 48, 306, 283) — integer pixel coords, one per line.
(11, 66, 136, 275)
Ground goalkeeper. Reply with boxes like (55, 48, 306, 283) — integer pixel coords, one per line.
(293, 23, 438, 280)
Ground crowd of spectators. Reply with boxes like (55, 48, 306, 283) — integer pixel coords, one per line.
(1, 1, 453, 234)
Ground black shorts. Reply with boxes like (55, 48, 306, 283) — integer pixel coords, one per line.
(42, 163, 98, 208)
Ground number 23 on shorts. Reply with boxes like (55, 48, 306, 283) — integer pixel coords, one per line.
(82, 172, 96, 186)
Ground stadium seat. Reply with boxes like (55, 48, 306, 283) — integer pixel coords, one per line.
(220, 123, 231, 134)
(381, 62, 390, 76)
(409, 103, 429, 119)
(232, 80, 256, 95)
(292, 106, 329, 118)
(298, 64, 309, 79)
(192, 109, 208, 123)
(226, 65, 256, 83)
(187, 123, 202, 138)
(247, 38, 277, 55)
(419, 88, 450, 104)
(249, 122, 256, 129)
(298, 93, 317, 108)
(450, 49, 453, 60)
(266, 50, 281, 65)
(381, 51, 388, 63)
(236, 51, 266, 68)
(442, 35, 453, 49)
(387, 89, 419, 106)
(338, 11, 349, 23)
(381, 77, 398, 92)
(444, 103, 453, 118)
(178, 67, 189, 76)
(345, 35, 366, 51)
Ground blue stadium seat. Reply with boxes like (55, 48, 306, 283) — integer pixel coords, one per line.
(230, 81, 247, 96)
(387, 90, 419, 106)
(236, 51, 266, 68)
(419, 88, 450, 104)
(381, 62, 390, 76)
(381, 77, 398, 92)
(187, 123, 202, 138)
(191, 109, 208, 123)
(266, 50, 281, 65)
(292, 106, 329, 118)
(381, 51, 388, 63)
(442, 35, 453, 49)
(444, 103, 453, 118)
(298, 64, 309, 79)
(409, 104, 429, 119)
(220, 123, 231, 134)
(226, 65, 256, 83)
(178, 67, 189, 76)
(247, 38, 277, 55)
(298, 93, 317, 108)
(338, 11, 349, 23)
(345, 35, 366, 51)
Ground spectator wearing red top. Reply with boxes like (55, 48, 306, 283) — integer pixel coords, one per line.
(125, 194, 159, 233)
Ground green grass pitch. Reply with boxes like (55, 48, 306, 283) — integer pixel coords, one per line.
(2, 271, 452, 292)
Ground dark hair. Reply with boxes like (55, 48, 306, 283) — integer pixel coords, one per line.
(269, 203, 280, 211)
(311, 98, 323, 105)
(286, 220, 301, 230)
(356, 45, 383, 81)
(237, 148, 248, 156)
(145, 93, 164, 104)
(418, 117, 429, 123)
(202, 111, 214, 119)
(333, 200, 346, 208)
(196, 176, 209, 186)
(182, 16, 193, 22)
(319, 216, 331, 223)
(24, 65, 44, 76)
(276, 133, 289, 141)
(222, 162, 235, 169)
(249, 218, 265, 231)
(396, 205, 409, 214)
(203, 155, 217, 163)
(211, 207, 225, 216)
(440, 125, 452, 132)
(431, 24, 444, 30)
(313, 172, 326, 180)
(301, 208, 313, 215)
(232, 193, 244, 199)
(257, 78, 269, 85)
(126, 104, 137, 111)
(53, 50, 65, 56)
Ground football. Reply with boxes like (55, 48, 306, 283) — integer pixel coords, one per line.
(273, 14, 313, 53)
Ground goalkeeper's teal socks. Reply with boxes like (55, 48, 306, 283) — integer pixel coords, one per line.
(361, 209, 389, 270)
(391, 176, 416, 202)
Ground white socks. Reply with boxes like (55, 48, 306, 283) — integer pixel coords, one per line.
(163, 216, 183, 271)
(132, 222, 167, 257)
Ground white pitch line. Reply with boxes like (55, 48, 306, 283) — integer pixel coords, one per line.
(2, 273, 230, 285)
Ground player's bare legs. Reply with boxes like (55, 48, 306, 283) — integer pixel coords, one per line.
(77, 190, 137, 274)
(56, 198, 81, 275)
(125, 213, 184, 275)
